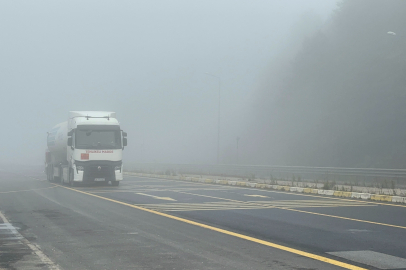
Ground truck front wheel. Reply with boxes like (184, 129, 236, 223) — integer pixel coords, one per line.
(111, 180, 119, 186)
(52, 166, 60, 183)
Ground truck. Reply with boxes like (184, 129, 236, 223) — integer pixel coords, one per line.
(45, 111, 127, 186)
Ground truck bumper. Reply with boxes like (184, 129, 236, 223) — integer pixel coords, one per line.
(115, 169, 123, 181)
(74, 160, 122, 183)
(74, 169, 84, 182)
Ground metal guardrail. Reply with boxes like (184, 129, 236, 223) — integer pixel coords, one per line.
(126, 163, 406, 187)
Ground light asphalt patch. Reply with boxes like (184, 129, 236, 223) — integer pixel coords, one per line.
(328, 250, 406, 269)
(0, 186, 57, 194)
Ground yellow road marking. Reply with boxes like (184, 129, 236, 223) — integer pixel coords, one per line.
(56, 184, 366, 270)
(136, 193, 177, 201)
(244, 194, 268, 198)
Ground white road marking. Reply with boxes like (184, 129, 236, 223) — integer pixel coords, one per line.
(136, 193, 177, 201)
(136, 199, 373, 212)
(347, 229, 372, 233)
(0, 223, 23, 240)
(244, 194, 268, 198)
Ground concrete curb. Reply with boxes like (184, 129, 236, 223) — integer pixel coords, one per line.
(125, 172, 406, 204)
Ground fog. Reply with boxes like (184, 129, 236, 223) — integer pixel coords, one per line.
(1, 1, 338, 166)
(247, 0, 406, 168)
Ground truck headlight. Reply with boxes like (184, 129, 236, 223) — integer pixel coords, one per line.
(115, 165, 121, 172)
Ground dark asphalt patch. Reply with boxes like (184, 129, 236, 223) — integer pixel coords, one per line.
(0, 220, 38, 269)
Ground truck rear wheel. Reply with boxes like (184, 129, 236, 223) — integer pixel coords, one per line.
(52, 166, 60, 183)
(47, 167, 53, 182)
(53, 175, 60, 183)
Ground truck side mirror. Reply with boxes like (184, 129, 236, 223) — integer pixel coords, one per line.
(67, 137, 72, 147)
(67, 130, 74, 136)
(123, 138, 127, 147)
(123, 132, 127, 137)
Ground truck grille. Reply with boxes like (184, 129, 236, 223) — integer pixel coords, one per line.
(80, 163, 119, 182)
(75, 160, 121, 182)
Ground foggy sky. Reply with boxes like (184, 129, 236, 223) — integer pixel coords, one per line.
(0, 0, 338, 165)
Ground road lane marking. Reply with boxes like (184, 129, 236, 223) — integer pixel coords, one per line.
(83, 177, 406, 229)
(170, 190, 406, 230)
(87, 187, 232, 194)
(129, 181, 406, 230)
(136, 200, 373, 212)
(78, 184, 178, 190)
(244, 194, 268, 198)
(275, 206, 406, 230)
(113, 176, 406, 229)
(56, 184, 367, 270)
(130, 175, 406, 208)
(136, 193, 177, 201)
(136, 201, 275, 211)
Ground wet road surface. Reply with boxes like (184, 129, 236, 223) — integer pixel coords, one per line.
(1, 168, 406, 269)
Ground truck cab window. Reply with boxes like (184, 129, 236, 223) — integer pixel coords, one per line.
(75, 130, 121, 149)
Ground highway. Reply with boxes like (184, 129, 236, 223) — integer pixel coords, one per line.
(1, 168, 406, 269)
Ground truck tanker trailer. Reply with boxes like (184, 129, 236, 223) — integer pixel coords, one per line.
(45, 111, 127, 186)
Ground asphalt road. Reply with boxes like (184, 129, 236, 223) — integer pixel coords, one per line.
(1, 168, 406, 270)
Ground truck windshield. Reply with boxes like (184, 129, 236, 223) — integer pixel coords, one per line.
(75, 129, 121, 149)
